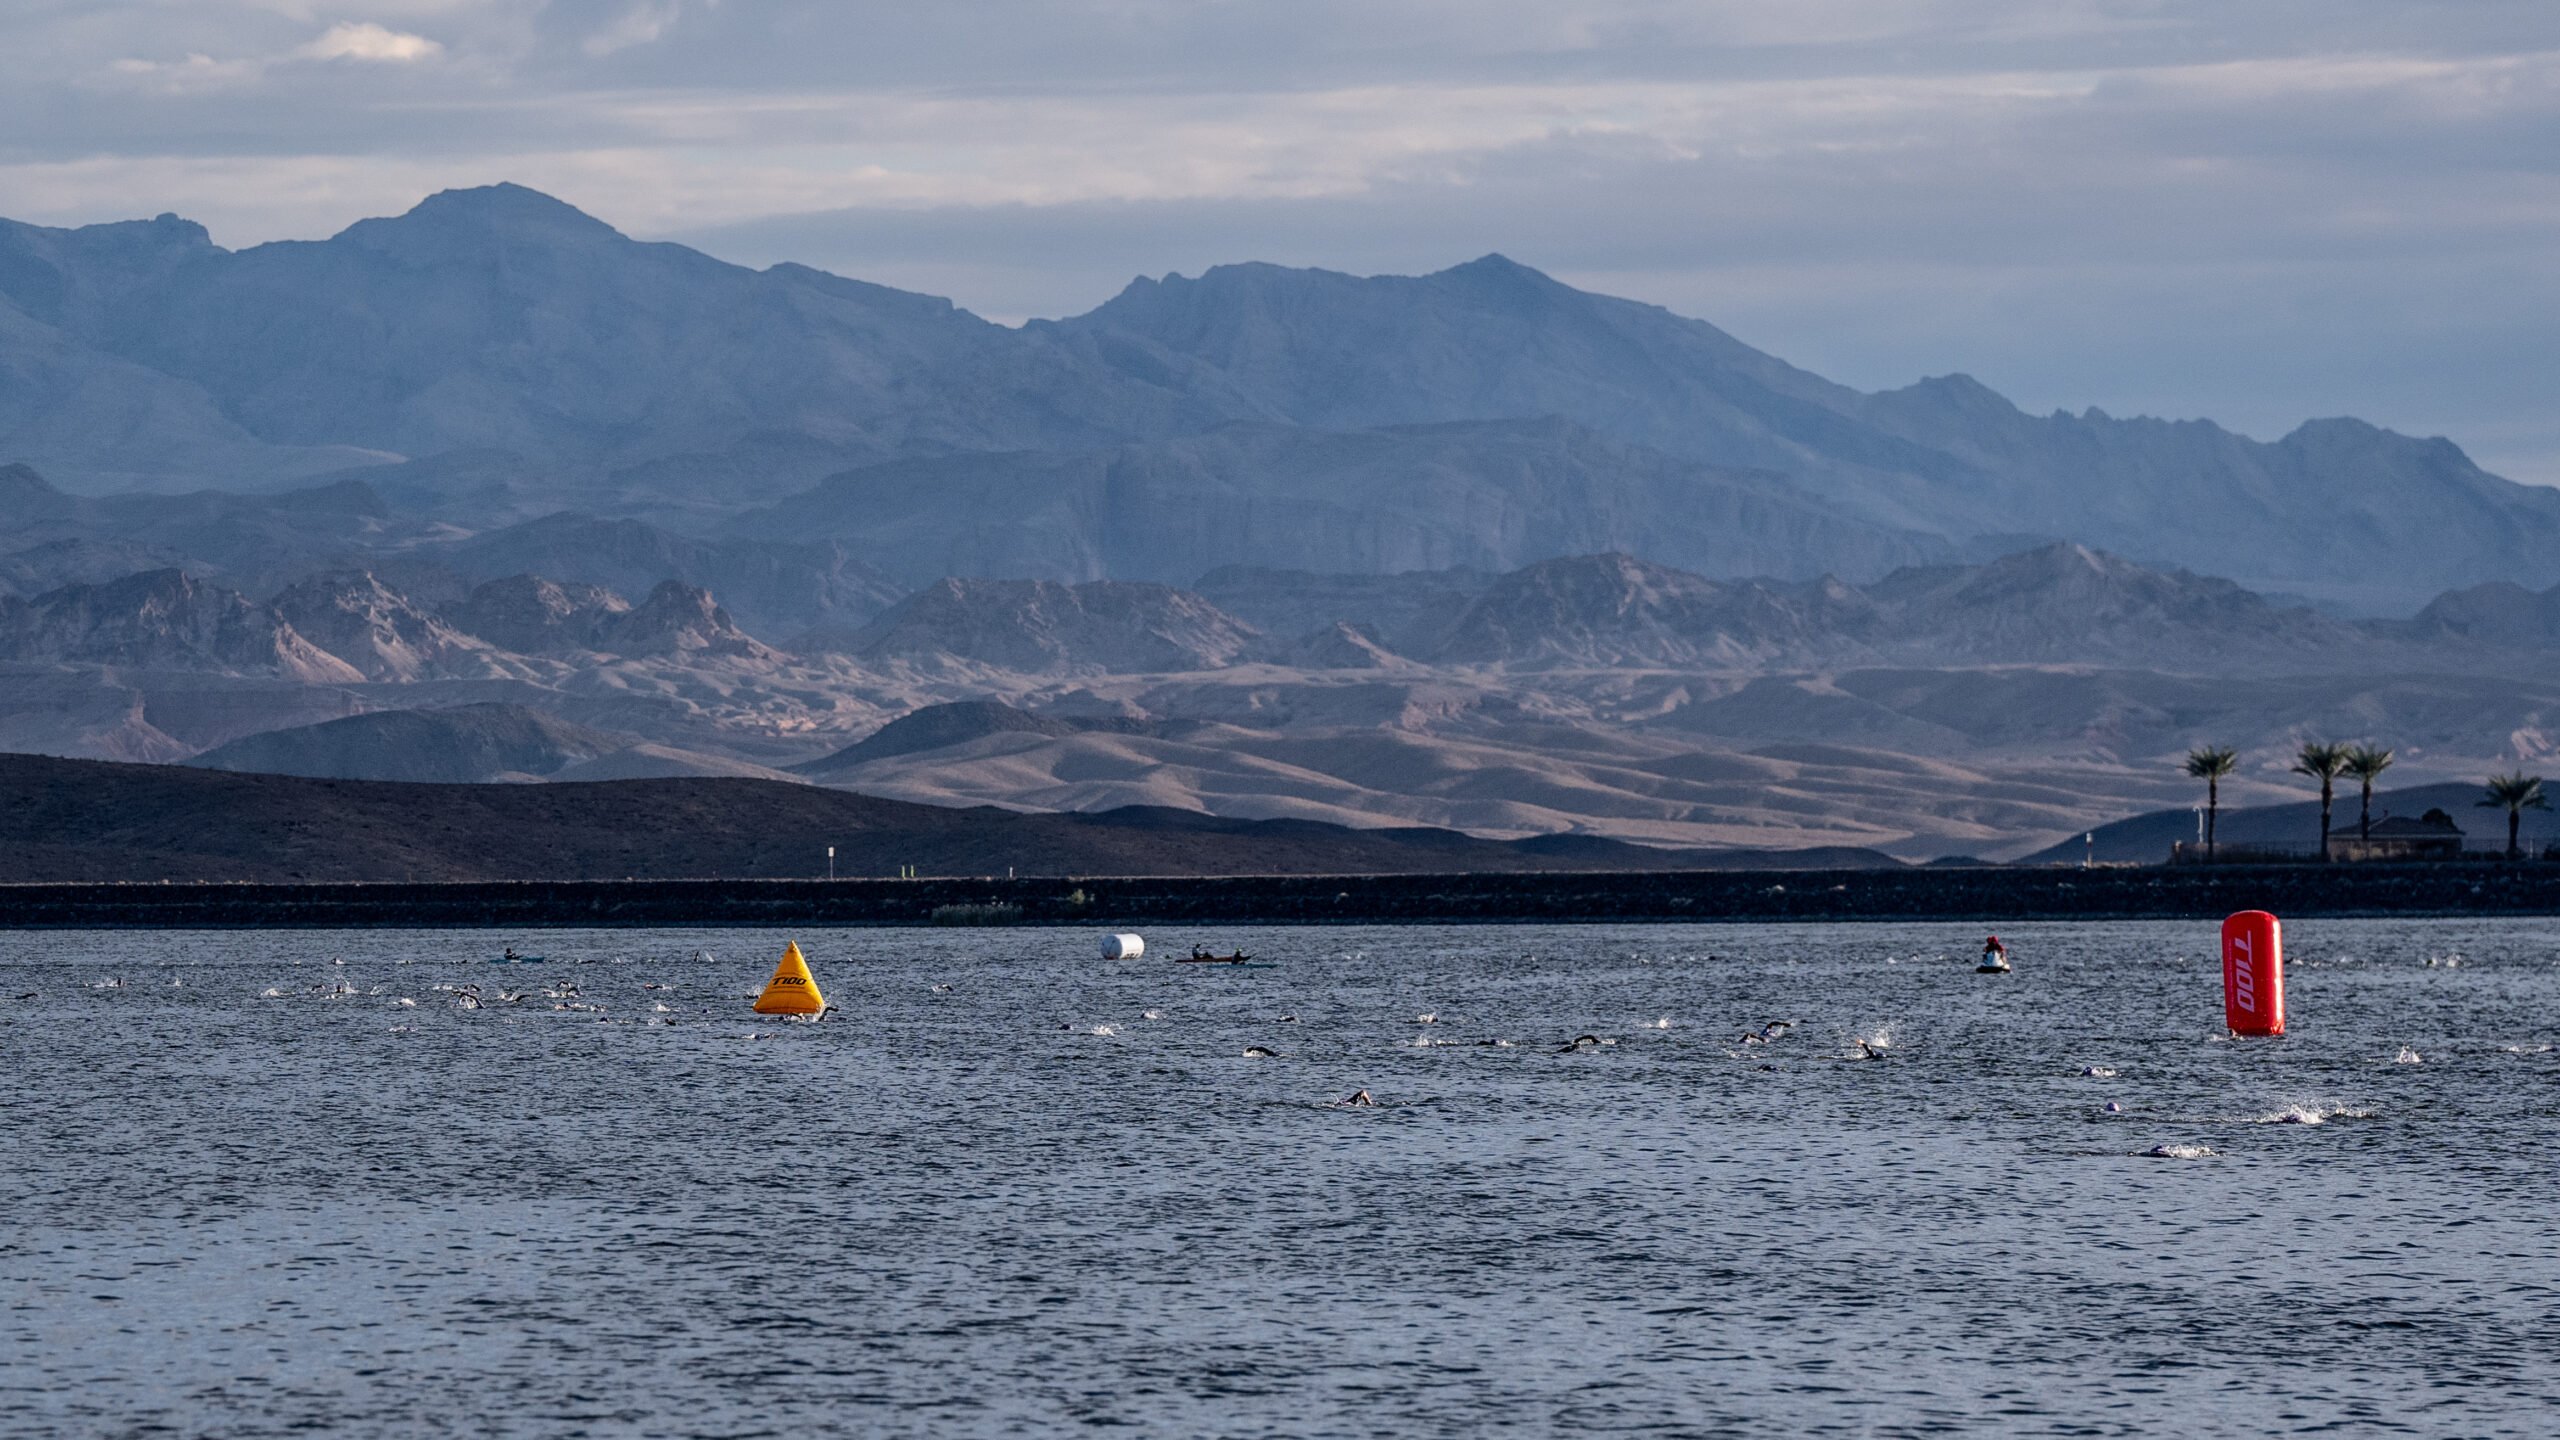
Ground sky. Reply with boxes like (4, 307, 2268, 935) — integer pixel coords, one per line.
(6, 0, 2556, 484)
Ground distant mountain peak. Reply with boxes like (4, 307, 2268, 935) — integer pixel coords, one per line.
(0, 462, 64, 505)
(1434, 252, 1558, 288)
(341, 183, 625, 251)
(601, 580, 778, 660)
(53, 212, 217, 251)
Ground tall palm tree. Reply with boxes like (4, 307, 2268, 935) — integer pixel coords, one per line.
(2184, 745, 2238, 862)
(2478, 772, 2549, 860)
(2292, 741, 2350, 862)
(2343, 745, 2395, 842)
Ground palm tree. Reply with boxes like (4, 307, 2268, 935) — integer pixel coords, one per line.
(2184, 745, 2238, 862)
(2478, 772, 2549, 860)
(2343, 745, 2395, 842)
(2292, 741, 2350, 862)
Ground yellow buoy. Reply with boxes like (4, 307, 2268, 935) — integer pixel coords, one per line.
(752, 940, 828, 1015)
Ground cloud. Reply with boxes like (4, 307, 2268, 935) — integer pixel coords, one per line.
(582, 2, 687, 58)
(297, 21, 444, 62)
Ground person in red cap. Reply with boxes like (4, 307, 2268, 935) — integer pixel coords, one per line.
(1980, 935, 2011, 972)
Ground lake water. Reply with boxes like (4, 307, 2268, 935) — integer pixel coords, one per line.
(3, 919, 2556, 1438)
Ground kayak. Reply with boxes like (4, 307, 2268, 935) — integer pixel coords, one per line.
(1177, 954, 1255, 964)
(1976, 963, 2011, 974)
(493, 955, 548, 964)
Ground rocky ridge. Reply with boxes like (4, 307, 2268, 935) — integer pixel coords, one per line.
(0, 569, 361, 682)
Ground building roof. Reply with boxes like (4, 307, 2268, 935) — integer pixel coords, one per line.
(2361, 814, 2464, 838)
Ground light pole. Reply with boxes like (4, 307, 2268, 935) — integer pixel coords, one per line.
(826, 845, 834, 882)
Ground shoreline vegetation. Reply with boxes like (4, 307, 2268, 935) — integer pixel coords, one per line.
(6, 863, 2559, 928)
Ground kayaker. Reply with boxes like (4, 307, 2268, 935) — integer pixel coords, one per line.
(1981, 935, 2009, 970)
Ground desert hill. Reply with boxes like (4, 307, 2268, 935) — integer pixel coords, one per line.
(5, 541, 2553, 860)
(0, 752, 1896, 883)
(188, 702, 634, 784)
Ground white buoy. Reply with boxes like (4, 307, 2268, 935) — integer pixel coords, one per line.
(1100, 933, 1145, 960)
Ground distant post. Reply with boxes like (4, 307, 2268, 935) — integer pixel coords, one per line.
(827, 845, 835, 882)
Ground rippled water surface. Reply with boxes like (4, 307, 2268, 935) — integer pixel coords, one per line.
(4, 919, 2558, 1437)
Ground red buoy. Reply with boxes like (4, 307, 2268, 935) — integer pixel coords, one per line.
(2221, 911, 2285, 1037)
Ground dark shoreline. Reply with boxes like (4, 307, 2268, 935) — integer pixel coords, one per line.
(5, 863, 2558, 928)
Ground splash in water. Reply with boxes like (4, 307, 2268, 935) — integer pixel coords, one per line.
(2254, 1104, 2377, 1126)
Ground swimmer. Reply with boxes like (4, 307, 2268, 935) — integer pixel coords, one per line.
(1344, 1090, 1376, 1107)
(1557, 1033, 1602, 1053)
(1243, 1045, 1279, 1058)
(1853, 1038, 1887, 1060)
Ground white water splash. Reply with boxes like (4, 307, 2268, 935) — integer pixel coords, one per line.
(2254, 1104, 2376, 1126)
(2147, 1143, 2215, 1159)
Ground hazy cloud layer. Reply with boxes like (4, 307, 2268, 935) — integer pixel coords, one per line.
(4, 1, 2554, 480)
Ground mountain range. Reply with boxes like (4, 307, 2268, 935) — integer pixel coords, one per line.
(6, 184, 2558, 612)
(9, 183, 2560, 861)
(5, 523, 2555, 858)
